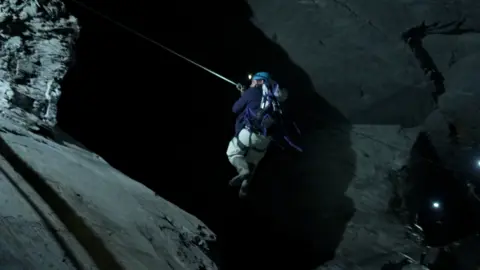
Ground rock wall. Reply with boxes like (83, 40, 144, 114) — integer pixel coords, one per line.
(0, 120, 217, 269)
(249, 0, 479, 126)
(0, 0, 79, 128)
(246, 0, 480, 267)
(0, 1, 217, 269)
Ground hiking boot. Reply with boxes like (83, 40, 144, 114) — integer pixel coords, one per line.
(238, 180, 249, 198)
(229, 172, 249, 187)
(229, 158, 250, 187)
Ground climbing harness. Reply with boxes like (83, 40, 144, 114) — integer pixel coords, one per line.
(67, 0, 239, 87)
(243, 83, 303, 152)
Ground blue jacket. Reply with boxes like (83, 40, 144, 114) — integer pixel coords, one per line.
(232, 86, 263, 135)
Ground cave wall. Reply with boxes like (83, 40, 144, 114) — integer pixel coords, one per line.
(0, 119, 217, 270)
(0, 0, 79, 128)
(56, 0, 480, 269)
(247, 0, 480, 266)
(248, 0, 457, 125)
(0, 120, 217, 269)
(0, 1, 217, 269)
(0, 145, 87, 269)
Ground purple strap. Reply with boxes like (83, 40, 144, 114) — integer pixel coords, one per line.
(284, 136, 303, 152)
(292, 121, 301, 135)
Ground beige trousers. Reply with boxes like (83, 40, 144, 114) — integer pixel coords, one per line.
(226, 128, 271, 174)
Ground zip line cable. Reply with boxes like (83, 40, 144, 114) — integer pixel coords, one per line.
(67, 0, 238, 86)
(66, 0, 480, 196)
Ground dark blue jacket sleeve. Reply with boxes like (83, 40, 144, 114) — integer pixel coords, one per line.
(232, 88, 256, 114)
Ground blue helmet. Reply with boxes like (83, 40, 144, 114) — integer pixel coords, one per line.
(252, 71, 271, 81)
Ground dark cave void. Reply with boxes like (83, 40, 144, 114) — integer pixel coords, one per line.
(405, 132, 479, 247)
(58, 1, 356, 269)
(58, 0, 253, 212)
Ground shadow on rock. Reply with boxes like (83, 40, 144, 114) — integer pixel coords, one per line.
(239, 124, 356, 269)
(58, 0, 356, 269)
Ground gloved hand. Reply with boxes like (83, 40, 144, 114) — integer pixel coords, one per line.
(236, 83, 245, 93)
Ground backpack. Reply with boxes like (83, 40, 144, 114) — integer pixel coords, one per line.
(244, 83, 284, 135)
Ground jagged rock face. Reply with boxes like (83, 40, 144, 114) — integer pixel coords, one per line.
(0, 0, 79, 128)
(0, 1, 217, 269)
(246, 0, 480, 268)
(0, 120, 217, 269)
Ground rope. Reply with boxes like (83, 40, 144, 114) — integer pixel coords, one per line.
(66, 0, 480, 197)
(67, 0, 238, 86)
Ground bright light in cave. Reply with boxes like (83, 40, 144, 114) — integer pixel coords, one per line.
(431, 201, 441, 210)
